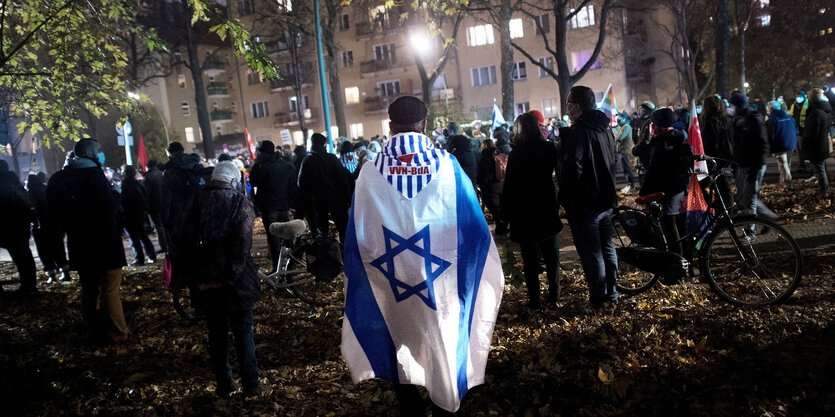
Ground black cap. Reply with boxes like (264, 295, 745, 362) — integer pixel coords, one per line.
(388, 96, 427, 124)
(729, 91, 749, 109)
(167, 141, 184, 154)
(257, 140, 275, 153)
(311, 133, 328, 147)
(650, 108, 674, 128)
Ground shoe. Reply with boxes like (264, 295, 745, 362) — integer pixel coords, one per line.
(146, 258, 155, 264)
(216, 379, 240, 397)
(243, 384, 261, 398)
(545, 291, 559, 308)
(804, 176, 818, 183)
(620, 185, 632, 193)
(130, 260, 145, 267)
(583, 300, 618, 315)
(45, 270, 57, 284)
(58, 266, 71, 281)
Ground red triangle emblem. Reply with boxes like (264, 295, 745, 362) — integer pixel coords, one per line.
(397, 153, 416, 164)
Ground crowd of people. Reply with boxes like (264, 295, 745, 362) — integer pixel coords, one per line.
(0, 82, 833, 410)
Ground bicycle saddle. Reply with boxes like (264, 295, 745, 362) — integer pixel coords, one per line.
(269, 219, 307, 240)
(635, 192, 665, 205)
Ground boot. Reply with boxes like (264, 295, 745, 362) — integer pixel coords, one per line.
(45, 269, 57, 284)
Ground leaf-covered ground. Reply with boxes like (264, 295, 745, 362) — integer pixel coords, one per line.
(0, 180, 833, 416)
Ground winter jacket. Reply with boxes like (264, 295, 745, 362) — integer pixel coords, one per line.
(46, 158, 126, 271)
(615, 123, 634, 155)
(800, 100, 833, 163)
(297, 150, 354, 212)
(0, 171, 34, 246)
(559, 109, 618, 218)
(249, 152, 294, 215)
(732, 110, 770, 168)
(477, 148, 505, 209)
(502, 138, 561, 242)
(160, 153, 212, 229)
(144, 166, 164, 215)
(638, 129, 693, 198)
(790, 99, 809, 130)
(765, 110, 798, 154)
(700, 116, 734, 161)
(631, 115, 652, 164)
(26, 176, 49, 230)
(121, 177, 150, 227)
(175, 181, 259, 311)
(447, 135, 478, 188)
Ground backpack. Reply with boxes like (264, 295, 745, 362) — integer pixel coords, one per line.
(493, 152, 508, 182)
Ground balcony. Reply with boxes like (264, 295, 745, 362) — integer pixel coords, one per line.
(210, 110, 233, 122)
(206, 83, 229, 97)
(429, 88, 460, 104)
(203, 60, 227, 77)
(360, 58, 409, 77)
(269, 73, 313, 92)
(364, 95, 401, 114)
(356, 20, 396, 37)
(275, 107, 319, 127)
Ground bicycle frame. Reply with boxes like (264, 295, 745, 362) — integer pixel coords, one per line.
(259, 238, 314, 290)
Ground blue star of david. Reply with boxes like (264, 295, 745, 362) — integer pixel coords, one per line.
(369, 225, 451, 310)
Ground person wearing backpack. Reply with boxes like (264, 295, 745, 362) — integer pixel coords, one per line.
(729, 91, 778, 222)
(639, 108, 693, 284)
(173, 161, 261, 397)
(502, 112, 561, 310)
(477, 137, 508, 235)
(766, 100, 797, 187)
(160, 141, 213, 232)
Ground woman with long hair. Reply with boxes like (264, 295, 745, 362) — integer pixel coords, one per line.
(501, 112, 562, 310)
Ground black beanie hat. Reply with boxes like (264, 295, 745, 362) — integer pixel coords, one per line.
(257, 140, 275, 153)
(650, 108, 674, 128)
(388, 96, 427, 124)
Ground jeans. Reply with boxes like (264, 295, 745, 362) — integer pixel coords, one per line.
(125, 223, 155, 263)
(519, 236, 560, 308)
(149, 212, 168, 252)
(568, 209, 618, 306)
(735, 165, 777, 220)
(78, 268, 129, 343)
(206, 308, 258, 392)
(261, 210, 291, 272)
(616, 153, 634, 187)
(810, 160, 830, 197)
(3, 236, 37, 291)
(774, 152, 792, 183)
(32, 227, 68, 272)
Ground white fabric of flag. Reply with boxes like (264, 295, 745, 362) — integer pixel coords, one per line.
(342, 132, 504, 412)
(491, 99, 506, 135)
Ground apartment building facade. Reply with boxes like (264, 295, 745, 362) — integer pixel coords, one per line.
(149, 1, 680, 155)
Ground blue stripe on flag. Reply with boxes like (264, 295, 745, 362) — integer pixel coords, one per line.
(406, 175, 413, 199)
(452, 160, 491, 400)
(343, 205, 398, 380)
(416, 175, 423, 193)
(397, 174, 403, 193)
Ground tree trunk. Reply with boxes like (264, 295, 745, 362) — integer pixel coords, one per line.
(715, 0, 730, 98)
(740, 28, 746, 92)
(554, 4, 571, 116)
(499, 0, 514, 123)
(323, 2, 347, 139)
(183, 1, 213, 157)
(287, 28, 308, 137)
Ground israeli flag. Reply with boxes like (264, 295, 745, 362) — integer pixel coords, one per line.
(490, 99, 506, 137)
(341, 133, 504, 412)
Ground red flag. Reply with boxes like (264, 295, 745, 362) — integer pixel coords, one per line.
(137, 135, 148, 172)
(688, 100, 707, 177)
(245, 127, 256, 160)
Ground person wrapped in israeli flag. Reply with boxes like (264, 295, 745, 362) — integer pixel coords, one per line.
(341, 96, 504, 413)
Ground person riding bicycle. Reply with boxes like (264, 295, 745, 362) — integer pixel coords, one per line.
(639, 108, 693, 283)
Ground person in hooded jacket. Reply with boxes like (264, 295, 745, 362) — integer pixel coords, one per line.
(174, 161, 260, 397)
(160, 141, 213, 232)
(297, 133, 354, 243)
(559, 86, 618, 312)
(765, 101, 797, 186)
(800, 88, 833, 197)
(502, 112, 561, 310)
(614, 113, 635, 192)
(144, 161, 167, 253)
(46, 139, 129, 343)
(121, 165, 156, 266)
(631, 101, 656, 187)
(446, 134, 478, 189)
(248, 140, 294, 271)
(27, 171, 69, 283)
(729, 91, 777, 222)
(0, 160, 37, 293)
(700, 96, 735, 209)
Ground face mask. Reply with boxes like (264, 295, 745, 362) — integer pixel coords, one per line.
(97, 152, 105, 166)
(696, 106, 702, 115)
(796, 96, 805, 104)
(726, 107, 736, 116)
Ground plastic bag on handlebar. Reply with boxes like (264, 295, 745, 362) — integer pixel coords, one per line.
(305, 237, 343, 282)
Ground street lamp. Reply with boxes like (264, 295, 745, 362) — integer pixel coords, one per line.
(409, 32, 431, 57)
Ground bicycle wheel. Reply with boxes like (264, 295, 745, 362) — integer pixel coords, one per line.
(281, 244, 326, 306)
(611, 211, 661, 294)
(700, 217, 802, 306)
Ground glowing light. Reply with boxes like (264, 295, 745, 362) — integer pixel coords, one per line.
(409, 32, 431, 57)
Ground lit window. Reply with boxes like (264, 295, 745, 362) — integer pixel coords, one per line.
(467, 24, 495, 46)
(185, 127, 195, 143)
(509, 18, 524, 39)
(511, 61, 527, 80)
(471, 66, 497, 87)
(570, 6, 595, 29)
(542, 98, 558, 118)
(277, 0, 292, 12)
(350, 123, 364, 139)
(289, 95, 309, 112)
(538, 56, 554, 77)
(571, 49, 601, 72)
(345, 87, 360, 104)
(181, 101, 190, 116)
(177, 74, 186, 88)
(514, 102, 529, 118)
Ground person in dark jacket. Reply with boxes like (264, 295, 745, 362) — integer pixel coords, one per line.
(631, 101, 656, 187)
(121, 165, 156, 265)
(297, 133, 354, 243)
(174, 161, 260, 397)
(143, 161, 167, 252)
(0, 160, 37, 293)
(639, 108, 693, 281)
(559, 85, 618, 312)
(614, 113, 635, 192)
(729, 91, 777, 221)
(800, 88, 833, 197)
(446, 134, 478, 189)
(765, 101, 797, 186)
(46, 139, 129, 343)
(27, 171, 69, 283)
(700, 96, 735, 209)
(249, 140, 294, 271)
(502, 112, 561, 310)
(160, 141, 212, 232)
(477, 137, 509, 235)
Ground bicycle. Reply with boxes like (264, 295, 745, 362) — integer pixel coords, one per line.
(611, 155, 803, 306)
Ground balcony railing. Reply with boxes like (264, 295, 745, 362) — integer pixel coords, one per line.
(269, 73, 313, 91)
(356, 20, 395, 37)
(364, 95, 401, 113)
(210, 110, 233, 121)
(203, 60, 226, 70)
(275, 107, 319, 125)
(360, 59, 400, 75)
(206, 83, 229, 96)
